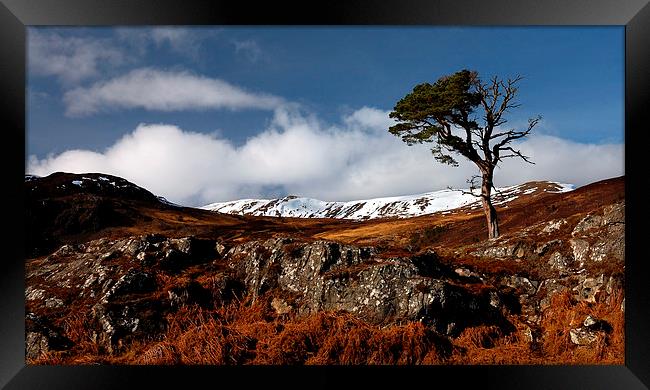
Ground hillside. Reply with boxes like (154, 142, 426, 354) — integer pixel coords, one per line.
(24, 172, 625, 365)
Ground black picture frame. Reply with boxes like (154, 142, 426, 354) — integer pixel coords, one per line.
(1, 0, 649, 389)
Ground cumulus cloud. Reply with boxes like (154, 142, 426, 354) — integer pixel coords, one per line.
(63, 68, 286, 117)
(27, 107, 624, 206)
(28, 29, 124, 85)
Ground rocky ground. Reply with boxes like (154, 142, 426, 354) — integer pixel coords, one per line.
(25, 173, 625, 364)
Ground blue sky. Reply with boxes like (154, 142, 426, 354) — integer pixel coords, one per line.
(27, 27, 625, 205)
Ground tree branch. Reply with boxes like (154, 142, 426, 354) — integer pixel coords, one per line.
(491, 115, 541, 158)
(447, 175, 482, 198)
(496, 146, 535, 164)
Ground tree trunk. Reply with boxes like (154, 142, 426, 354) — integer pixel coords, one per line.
(480, 172, 499, 239)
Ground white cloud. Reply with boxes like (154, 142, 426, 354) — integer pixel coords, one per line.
(343, 106, 396, 131)
(28, 29, 124, 85)
(116, 27, 214, 58)
(28, 28, 222, 87)
(233, 39, 263, 62)
(150, 27, 192, 47)
(63, 68, 286, 117)
(27, 107, 624, 207)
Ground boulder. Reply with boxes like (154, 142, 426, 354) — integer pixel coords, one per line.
(569, 315, 611, 346)
(25, 313, 73, 360)
(573, 274, 606, 303)
(570, 327, 601, 346)
(271, 298, 293, 315)
(90, 299, 167, 353)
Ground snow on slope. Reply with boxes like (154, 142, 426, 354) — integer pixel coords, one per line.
(201, 181, 574, 220)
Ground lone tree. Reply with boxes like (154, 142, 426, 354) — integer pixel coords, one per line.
(389, 69, 540, 239)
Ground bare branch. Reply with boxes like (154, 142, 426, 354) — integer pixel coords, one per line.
(446, 175, 482, 198)
(490, 128, 518, 140)
(491, 115, 541, 160)
(496, 146, 535, 164)
(490, 183, 507, 202)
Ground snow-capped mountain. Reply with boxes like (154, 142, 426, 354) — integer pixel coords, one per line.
(201, 181, 574, 220)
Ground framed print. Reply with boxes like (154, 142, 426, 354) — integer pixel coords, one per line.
(1, 0, 649, 389)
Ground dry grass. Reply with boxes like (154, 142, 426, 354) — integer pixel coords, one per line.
(130, 299, 448, 365)
(537, 288, 624, 364)
(28, 285, 623, 366)
(446, 286, 624, 365)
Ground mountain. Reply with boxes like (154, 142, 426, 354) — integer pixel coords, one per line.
(201, 181, 574, 219)
(24, 172, 625, 365)
(24, 172, 179, 257)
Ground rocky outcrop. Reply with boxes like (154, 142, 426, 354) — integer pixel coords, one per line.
(467, 201, 624, 268)
(26, 234, 225, 354)
(226, 238, 508, 335)
(458, 201, 625, 328)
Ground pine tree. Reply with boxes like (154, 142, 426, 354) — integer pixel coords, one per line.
(389, 69, 540, 239)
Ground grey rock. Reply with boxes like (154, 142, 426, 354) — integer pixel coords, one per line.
(572, 214, 604, 236)
(90, 300, 166, 353)
(570, 239, 590, 267)
(167, 281, 211, 309)
(271, 297, 292, 315)
(215, 241, 227, 257)
(573, 274, 606, 303)
(536, 239, 562, 256)
(226, 238, 505, 335)
(101, 268, 156, 303)
(45, 297, 64, 308)
(25, 312, 73, 360)
(582, 315, 612, 332)
(25, 286, 46, 301)
(584, 315, 598, 327)
(539, 278, 570, 311)
(500, 275, 537, 296)
(547, 252, 571, 275)
(471, 244, 516, 258)
(542, 219, 567, 233)
(570, 327, 600, 345)
(603, 202, 625, 225)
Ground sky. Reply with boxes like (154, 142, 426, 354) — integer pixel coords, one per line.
(26, 26, 625, 206)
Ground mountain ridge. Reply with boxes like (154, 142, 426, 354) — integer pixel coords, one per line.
(201, 181, 574, 220)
